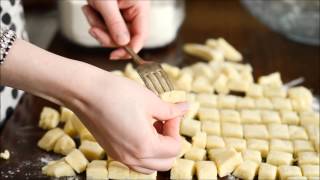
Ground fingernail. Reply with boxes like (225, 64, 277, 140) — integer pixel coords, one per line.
(110, 55, 121, 60)
(89, 30, 97, 39)
(176, 102, 189, 113)
(116, 32, 130, 45)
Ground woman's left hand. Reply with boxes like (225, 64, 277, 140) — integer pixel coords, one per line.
(83, 0, 150, 60)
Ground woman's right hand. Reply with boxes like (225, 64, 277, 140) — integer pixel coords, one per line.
(66, 69, 188, 174)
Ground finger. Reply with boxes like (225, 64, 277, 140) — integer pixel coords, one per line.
(152, 102, 189, 121)
(90, 27, 116, 47)
(109, 48, 129, 60)
(155, 133, 181, 158)
(124, 8, 149, 54)
(82, 5, 106, 30)
(137, 157, 176, 172)
(94, 1, 130, 46)
(162, 117, 181, 139)
(129, 165, 155, 174)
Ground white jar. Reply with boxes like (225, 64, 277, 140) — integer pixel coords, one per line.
(58, 0, 185, 48)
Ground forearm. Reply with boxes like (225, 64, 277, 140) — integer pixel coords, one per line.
(0, 39, 102, 107)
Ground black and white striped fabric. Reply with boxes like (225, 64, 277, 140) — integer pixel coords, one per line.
(0, 0, 28, 124)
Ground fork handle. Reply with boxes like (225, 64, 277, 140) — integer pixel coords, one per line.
(123, 46, 146, 65)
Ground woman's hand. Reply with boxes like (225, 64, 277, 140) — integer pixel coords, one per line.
(71, 71, 188, 174)
(1, 39, 187, 174)
(82, 0, 149, 60)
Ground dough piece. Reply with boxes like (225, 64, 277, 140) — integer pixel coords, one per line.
(191, 62, 215, 79)
(288, 86, 313, 107)
(293, 140, 315, 154)
(129, 170, 157, 180)
(201, 121, 220, 136)
(198, 107, 219, 122)
(208, 148, 229, 161)
(60, 107, 74, 123)
(228, 79, 250, 92)
(206, 135, 225, 149)
(300, 165, 320, 177)
(183, 43, 223, 61)
(258, 72, 283, 87)
(278, 165, 302, 180)
(175, 70, 193, 92)
(170, 159, 195, 179)
(246, 84, 263, 98)
(211, 148, 243, 177)
(184, 147, 206, 161)
(178, 137, 192, 158)
(236, 97, 255, 109)
(242, 149, 262, 163)
(270, 139, 294, 153)
(160, 90, 186, 103)
(289, 125, 308, 140)
(233, 160, 259, 180)
(108, 161, 130, 179)
(218, 95, 238, 109)
(124, 63, 144, 85)
(221, 123, 243, 138)
(224, 138, 246, 152)
(241, 109, 261, 124)
(38, 128, 65, 151)
(192, 76, 213, 93)
(79, 128, 96, 142)
(161, 63, 180, 79)
(261, 110, 281, 124)
(304, 124, 319, 141)
(86, 160, 108, 180)
(196, 93, 217, 108)
(258, 163, 277, 180)
(180, 119, 201, 137)
(216, 38, 243, 61)
(263, 86, 286, 98)
(220, 110, 241, 123)
(195, 161, 217, 180)
(281, 111, 300, 125)
(39, 107, 60, 130)
(300, 111, 320, 127)
(243, 124, 269, 139)
(64, 118, 77, 137)
(213, 74, 230, 94)
(79, 140, 105, 160)
(111, 70, 124, 77)
(272, 98, 292, 111)
(255, 98, 274, 110)
(291, 99, 312, 112)
(247, 139, 269, 157)
(0, 149, 10, 160)
(42, 160, 75, 177)
(53, 134, 76, 155)
(186, 93, 196, 102)
(192, 132, 207, 149)
(268, 124, 290, 139)
(184, 101, 200, 119)
(297, 152, 320, 165)
(266, 151, 293, 166)
(65, 149, 89, 173)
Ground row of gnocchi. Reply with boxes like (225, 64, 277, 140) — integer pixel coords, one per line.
(171, 156, 319, 180)
(181, 119, 319, 149)
(191, 92, 313, 113)
(180, 131, 319, 162)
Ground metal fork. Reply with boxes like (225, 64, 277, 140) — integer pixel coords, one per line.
(124, 46, 174, 96)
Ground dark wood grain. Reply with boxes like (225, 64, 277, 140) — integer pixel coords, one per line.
(1, 0, 319, 179)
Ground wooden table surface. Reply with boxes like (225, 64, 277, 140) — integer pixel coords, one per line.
(1, 1, 319, 179)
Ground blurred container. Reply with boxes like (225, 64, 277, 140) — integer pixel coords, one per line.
(242, 0, 319, 45)
(58, 0, 185, 48)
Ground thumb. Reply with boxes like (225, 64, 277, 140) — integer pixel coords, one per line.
(153, 102, 189, 121)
